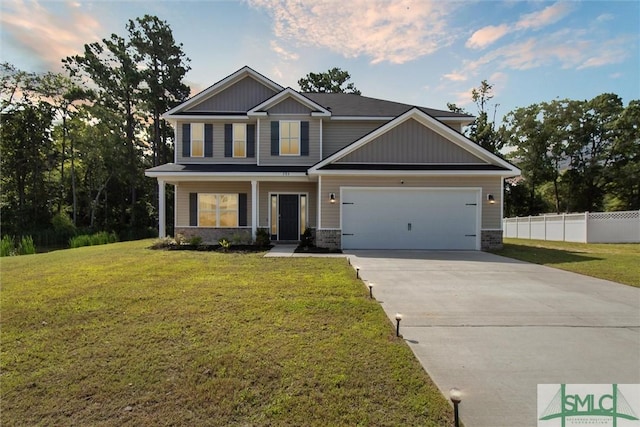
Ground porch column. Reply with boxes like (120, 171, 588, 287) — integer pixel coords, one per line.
(158, 179, 166, 238)
(251, 180, 258, 239)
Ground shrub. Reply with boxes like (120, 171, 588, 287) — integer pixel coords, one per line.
(17, 236, 36, 255)
(230, 232, 250, 245)
(255, 228, 271, 247)
(188, 235, 203, 246)
(1, 235, 14, 257)
(149, 237, 176, 250)
(218, 238, 231, 252)
(300, 228, 314, 248)
(69, 231, 118, 249)
(51, 211, 76, 240)
(174, 233, 186, 245)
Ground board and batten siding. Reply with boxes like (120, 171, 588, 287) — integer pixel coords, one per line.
(175, 182, 253, 227)
(320, 175, 502, 230)
(322, 120, 385, 158)
(185, 77, 277, 113)
(338, 118, 485, 164)
(257, 182, 317, 229)
(258, 115, 321, 165)
(176, 121, 257, 164)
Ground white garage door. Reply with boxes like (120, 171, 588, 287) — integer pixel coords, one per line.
(341, 188, 480, 250)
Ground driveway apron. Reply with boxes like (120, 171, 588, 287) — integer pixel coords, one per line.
(346, 250, 640, 427)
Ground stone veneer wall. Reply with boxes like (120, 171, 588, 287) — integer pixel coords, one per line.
(481, 229, 503, 250)
(174, 227, 252, 244)
(315, 229, 341, 250)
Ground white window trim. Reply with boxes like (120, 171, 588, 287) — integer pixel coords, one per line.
(233, 123, 247, 158)
(279, 120, 301, 157)
(191, 123, 204, 158)
(198, 193, 239, 228)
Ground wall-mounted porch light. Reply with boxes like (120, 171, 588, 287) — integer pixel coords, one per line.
(330, 193, 336, 204)
(487, 194, 496, 204)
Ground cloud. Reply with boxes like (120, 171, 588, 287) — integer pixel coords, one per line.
(466, 24, 510, 49)
(596, 13, 614, 23)
(465, 2, 574, 50)
(458, 30, 630, 76)
(269, 40, 299, 61)
(248, 0, 459, 64)
(0, 0, 101, 71)
(443, 72, 468, 82)
(514, 2, 573, 31)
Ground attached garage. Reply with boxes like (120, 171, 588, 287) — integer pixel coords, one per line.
(341, 188, 481, 250)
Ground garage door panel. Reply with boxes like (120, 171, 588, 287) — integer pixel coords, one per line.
(342, 189, 478, 250)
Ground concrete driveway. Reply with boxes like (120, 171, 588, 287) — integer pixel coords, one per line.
(347, 250, 640, 427)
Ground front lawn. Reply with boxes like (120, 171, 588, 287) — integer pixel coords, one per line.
(492, 238, 640, 287)
(1, 240, 453, 426)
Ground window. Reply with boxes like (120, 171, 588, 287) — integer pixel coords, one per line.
(270, 195, 278, 236)
(198, 194, 238, 227)
(233, 123, 246, 158)
(300, 194, 306, 234)
(191, 123, 204, 157)
(280, 121, 300, 155)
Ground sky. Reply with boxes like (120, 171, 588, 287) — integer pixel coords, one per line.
(1, 0, 639, 120)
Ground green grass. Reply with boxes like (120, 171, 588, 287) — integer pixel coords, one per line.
(0, 240, 453, 426)
(492, 238, 640, 287)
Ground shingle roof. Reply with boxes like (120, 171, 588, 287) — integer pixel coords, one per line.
(302, 93, 472, 119)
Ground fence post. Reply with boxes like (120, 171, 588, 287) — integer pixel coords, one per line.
(584, 211, 589, 243)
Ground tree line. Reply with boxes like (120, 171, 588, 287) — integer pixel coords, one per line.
(1, 15, 190, 246)
(449, 82, 639, 217)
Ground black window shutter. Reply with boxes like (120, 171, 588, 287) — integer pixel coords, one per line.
(247, 124, 255, 158)
(182, 123, 191, 157)
(189, 193, 198, 226)
(270, 121, 279, 155)
(224, 124, 232, 157)
(238, 193, 247, 227)
(301, 121, 309, 156)
(204, 124, 213, 157)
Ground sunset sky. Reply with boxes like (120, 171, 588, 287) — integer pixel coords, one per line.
(1, 0, 638, 118)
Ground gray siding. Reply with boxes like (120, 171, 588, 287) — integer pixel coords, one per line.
(186, 77, 277, 112)
(266, 97, 312, 114)
(176, 121, 256, 164)
(338, 118, 485, 164)
(322, 120, 385, 158)
(258, 115, 321, 166)
(320, 175, 502, 229)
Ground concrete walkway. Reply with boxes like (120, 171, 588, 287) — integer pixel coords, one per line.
(347, 250, 640, 427)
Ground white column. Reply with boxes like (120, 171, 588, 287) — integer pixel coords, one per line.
(158, 179, 166, 238)
(251, 180, 258, 239)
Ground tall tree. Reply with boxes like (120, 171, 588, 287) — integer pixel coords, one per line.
(502, 104, 555, 215)
(64, 33, 144, 229)
(448, 80, 502, 154)
(298, 67, 361, 94)
(127, 15, 190, 167)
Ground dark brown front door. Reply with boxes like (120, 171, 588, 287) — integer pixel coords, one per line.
(278, 195, 299, 240)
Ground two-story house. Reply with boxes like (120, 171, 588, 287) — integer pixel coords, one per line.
(145, 66, 520, 250)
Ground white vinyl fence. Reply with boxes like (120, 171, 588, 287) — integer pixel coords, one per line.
(503, 210, 640, 243)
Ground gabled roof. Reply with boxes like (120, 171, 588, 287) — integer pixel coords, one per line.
(248, 88, 331, 117)
(163, 66, 283, 117)
(309, 107, 520, 176)
(303, 93, 473, 122)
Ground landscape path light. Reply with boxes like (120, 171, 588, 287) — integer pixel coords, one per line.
(368, 282, 374, 299)
(449, 387, 462, 427)
(395, 313, 402, 337)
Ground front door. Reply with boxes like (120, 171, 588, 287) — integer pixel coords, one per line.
(278, 195, 299, 240)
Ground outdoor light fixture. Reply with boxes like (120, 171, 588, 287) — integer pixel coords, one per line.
(487, 194, 495, 204)
(329, 193, 336, 204)
(395, 313, 403, 337)
(355, 266, 360, 279)
(449, 388, 462, 427)
(368, 283, 374, 299)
